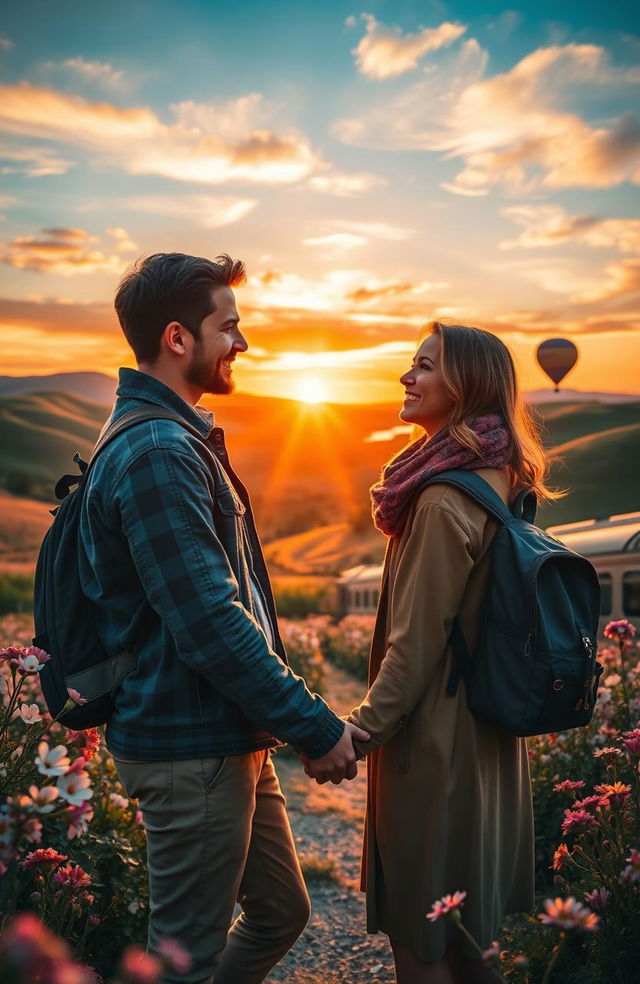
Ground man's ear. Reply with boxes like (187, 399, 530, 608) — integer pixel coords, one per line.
(163, 321, 187, 356)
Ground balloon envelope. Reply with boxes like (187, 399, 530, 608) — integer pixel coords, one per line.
(536, 338, 578, 387)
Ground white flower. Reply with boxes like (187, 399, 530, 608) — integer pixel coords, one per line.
(56, 771, 93, 807)
(16, 653, 47, 674)
(35, 741, 70, 777)
(28, 784, 60, 814)
(20, 703, 43, 725)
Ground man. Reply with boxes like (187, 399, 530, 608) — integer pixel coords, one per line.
(78, 252, 369, 984)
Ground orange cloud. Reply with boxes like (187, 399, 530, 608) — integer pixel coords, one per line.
(125, 193, 257, 228)
(0, 84, 324, 185)
(501, 205, 640, 253)
(351, 14, 466, 79)
(572, 259, 640, 303)
(0, 227, 128, 275)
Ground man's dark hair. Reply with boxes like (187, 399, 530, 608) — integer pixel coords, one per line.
(114, 252, 246, 363)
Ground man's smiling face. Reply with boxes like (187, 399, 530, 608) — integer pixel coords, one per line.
(185, 285, 248, 395)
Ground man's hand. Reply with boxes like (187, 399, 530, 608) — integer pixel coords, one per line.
(304, 722, 370, 785)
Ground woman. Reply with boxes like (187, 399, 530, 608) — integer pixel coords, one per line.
(348, 322, 554, 984)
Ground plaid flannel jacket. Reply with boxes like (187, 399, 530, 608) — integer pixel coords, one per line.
(78, 368, 344, 760)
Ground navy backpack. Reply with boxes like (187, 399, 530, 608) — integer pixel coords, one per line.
(423, 471, 602, 737)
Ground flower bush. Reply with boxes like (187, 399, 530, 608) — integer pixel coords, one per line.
(320, 614, 375, 681)
(279, 616, 330, 696)
(0, 615, 148, 978)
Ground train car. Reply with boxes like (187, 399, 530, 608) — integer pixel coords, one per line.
(547, 512, 640, 635)
(338, 513, 640, 634)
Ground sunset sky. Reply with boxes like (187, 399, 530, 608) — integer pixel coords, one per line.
(0, 0, 638, 403)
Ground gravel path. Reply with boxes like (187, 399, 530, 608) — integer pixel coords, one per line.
(266, 665, 396, 984)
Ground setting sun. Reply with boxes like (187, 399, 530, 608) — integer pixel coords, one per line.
(295, 377, 328, 404)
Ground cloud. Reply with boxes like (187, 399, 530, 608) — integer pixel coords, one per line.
(335, 43, 640, 192)
(302, 220, 416, 256)
(303, 233, 368, 254)
(365, 424, 412, 443)
(0, 227, 128, 275)
(572, 259, 640, 303)
(0, 84, 324, 185)
(346, 278, 448, 303)
(0, 141, 74, 176)
(331, 220, 417, 241)
(351, 14, 466, 79)
(126, 193, 257, 228)
(106, 227, 138, 252)
(501, 205, 640, 253)
(0, 37, 13, 51)
(42, 56, 125, 89)
(308, 170, 386, 196)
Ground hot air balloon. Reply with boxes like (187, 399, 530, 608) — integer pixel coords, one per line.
(536, 338, 578, 392)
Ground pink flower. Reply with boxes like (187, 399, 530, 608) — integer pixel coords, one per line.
(573, 795, 605, 812)
(22, 817, 43, 844)
(66, 801, 94, 839)
(584, 888, 611, 911)
(67, 687, 87, 705)
(604, 673, 622, 687)
(120, 945, 162, 984)
(109, 792, 129, 810)
(57, 771, 93, 807)
(604, 619, 636, 644)
(21, 847, 68, 869)
(426, 890, 467, 922)
(620, 848, 640, 884)
(553, 779, 585, 796)
(561, 809, 597, 836)
(35, 741, 70, 777)
(621, 729, 640, 755)
(54, 863, 91, 890)
(157, 938, 193, 974)
(19, 703, 43, 725)
(67, 756, 87, 775)
(538, 897, 599, 931)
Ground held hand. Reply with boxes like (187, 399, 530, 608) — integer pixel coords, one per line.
(306, 721, 370, 785)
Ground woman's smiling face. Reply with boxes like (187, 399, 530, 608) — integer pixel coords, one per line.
(399, 333, 454, 435)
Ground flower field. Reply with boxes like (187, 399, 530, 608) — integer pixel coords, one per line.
(1, 613, 639, 983)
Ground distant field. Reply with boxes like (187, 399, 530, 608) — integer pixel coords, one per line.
(0, 390, 638, 574)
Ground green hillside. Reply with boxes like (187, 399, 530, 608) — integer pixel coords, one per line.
(538, 421, 640, 527)
(0, 392, 108, 499)
(536, 400, 640, 449)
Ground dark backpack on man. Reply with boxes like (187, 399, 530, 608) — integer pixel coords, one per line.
(34, 406, 205, 729)
(421, 470, 602, 737)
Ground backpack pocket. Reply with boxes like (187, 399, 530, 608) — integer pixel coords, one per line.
(526, 650, 597, 735)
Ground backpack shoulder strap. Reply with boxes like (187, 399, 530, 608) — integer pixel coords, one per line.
(89, 405, 207, 467)
(420, 469, 517, 525)
(54, 406, 210, 500)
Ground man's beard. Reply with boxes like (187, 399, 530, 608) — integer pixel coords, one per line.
(185, 350, 234, 395)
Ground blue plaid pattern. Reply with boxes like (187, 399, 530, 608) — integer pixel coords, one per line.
(78, 368, 344, 760)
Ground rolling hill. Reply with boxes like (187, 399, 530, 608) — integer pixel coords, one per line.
(0, 381, 637, 573)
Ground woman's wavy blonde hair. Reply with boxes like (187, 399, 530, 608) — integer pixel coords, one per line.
(427, 321, 559, 501)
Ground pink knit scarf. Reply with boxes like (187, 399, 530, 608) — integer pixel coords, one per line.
(370, 414, 511, 537)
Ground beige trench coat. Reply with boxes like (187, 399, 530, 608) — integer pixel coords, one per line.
(348, 469, 534, 961)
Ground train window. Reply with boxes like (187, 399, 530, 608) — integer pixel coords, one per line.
(363, 590, 370, 609)
(354, 590, 361, 609)
(598, 573, 612, 616)
(623, 571, 640, 616)
(373, 590, 379, 606)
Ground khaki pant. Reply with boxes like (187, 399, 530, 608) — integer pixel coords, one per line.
(114, 750, 310, 984)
